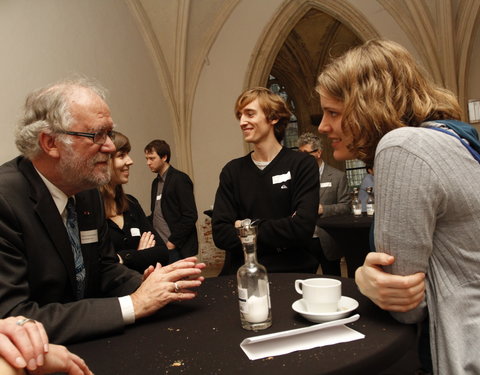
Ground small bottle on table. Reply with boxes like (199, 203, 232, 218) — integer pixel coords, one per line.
(236, 219, 272, 331)
(366, 186, 375, 216)
(352, 187, 362, 217)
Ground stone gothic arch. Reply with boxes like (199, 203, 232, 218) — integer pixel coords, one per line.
(243, 0, 380, 164)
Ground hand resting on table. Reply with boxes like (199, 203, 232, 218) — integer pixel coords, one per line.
(132, 256, 206, 319)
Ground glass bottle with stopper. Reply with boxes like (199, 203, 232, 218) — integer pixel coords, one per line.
(236, 218, 272, 331)
(366, 186, 375, 216)
(352, 187, 362, 217)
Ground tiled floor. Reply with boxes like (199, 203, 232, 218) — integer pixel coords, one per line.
(203, 262, 223, 278)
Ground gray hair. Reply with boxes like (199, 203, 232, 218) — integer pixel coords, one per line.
(297, 132, 322, 151)
(15, 77, 107, 159)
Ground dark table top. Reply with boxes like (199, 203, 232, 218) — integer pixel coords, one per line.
(317, 214, 373, 229)
(68, 273, 415, 375)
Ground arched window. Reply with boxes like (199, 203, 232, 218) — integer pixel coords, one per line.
(345, 159, 367, 187)
(268, 75, 298, 148)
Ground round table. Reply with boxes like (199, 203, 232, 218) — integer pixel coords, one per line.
(317, 214, 373, 277)
(68, 273, 415, 374)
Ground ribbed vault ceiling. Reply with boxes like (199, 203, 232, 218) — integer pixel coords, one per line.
(271, 8, 361, 135)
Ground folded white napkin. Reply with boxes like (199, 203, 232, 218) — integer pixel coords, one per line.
(240, 314, 364, 360)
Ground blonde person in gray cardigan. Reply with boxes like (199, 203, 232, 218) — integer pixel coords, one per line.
(316, 39, 480, 375)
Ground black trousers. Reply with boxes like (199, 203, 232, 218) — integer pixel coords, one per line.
(308, 237, 341, 276)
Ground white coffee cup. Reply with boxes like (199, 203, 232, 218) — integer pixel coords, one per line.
(294, 278, 341, 313)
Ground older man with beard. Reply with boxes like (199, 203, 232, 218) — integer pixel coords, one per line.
(0, 79, 205, 346)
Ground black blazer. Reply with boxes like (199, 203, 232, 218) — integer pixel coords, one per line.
(150, 166, 198, 258)
(108, 194, 169, 272)
(0, 157, 142, 344)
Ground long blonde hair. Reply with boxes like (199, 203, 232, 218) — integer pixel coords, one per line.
(316, 39, 462, 166)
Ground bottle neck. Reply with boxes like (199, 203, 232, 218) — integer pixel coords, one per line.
(243, 245, 258, 265)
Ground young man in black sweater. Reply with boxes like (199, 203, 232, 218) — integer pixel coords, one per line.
(212, 87, 319, 274)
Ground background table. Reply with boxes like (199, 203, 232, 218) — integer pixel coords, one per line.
(317, 214, 373, 277)
(68, 273, 415, 375)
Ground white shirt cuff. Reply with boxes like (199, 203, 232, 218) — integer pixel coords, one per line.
(119, 296, 135, 325)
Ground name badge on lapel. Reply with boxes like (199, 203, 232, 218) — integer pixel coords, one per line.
(130, 228, 141, 237)
(156, 194, 162, 201)
(80, 230, 98, 244)
(272, 171, 291, 185)
(320, 182, 332, 188)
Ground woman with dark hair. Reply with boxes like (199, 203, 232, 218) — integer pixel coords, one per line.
(317, 39, 480, 374)
(100, 131, 168, 272)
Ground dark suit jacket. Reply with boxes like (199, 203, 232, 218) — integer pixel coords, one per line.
(0, 157, 142, 344)
(150, 166, 198, 258)
(317, 163, 351, 260)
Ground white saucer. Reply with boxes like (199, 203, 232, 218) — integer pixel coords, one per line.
(292, 296, 359, 323)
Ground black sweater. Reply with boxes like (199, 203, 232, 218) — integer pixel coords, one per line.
(212, 147, 319, 274)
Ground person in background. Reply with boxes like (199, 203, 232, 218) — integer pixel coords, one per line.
(317, 39, 480, 374)
(99, 131, 169, 272)
(358, 166, 374, 212)
(0, 78, 205, 344)
(297, 132, 350, 276)
(145, 140, 198, 263)
(0, 316, 92, 375)
(212, 87, 319, 274)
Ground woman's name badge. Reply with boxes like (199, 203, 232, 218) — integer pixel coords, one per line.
(130, 228, 141, 237)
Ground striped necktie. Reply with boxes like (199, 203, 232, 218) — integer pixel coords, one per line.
(66, 197, 86, 299)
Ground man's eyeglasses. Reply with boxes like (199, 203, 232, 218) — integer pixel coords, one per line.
(58, 130, 115, 145)
(301, 148, 318, 154)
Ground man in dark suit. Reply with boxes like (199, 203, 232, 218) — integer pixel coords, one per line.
(0, 79, 205, 345)
(298, 132, 351, 276)
(145, 140, 198, 262)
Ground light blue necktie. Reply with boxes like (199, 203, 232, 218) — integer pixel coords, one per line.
(66, 197, 85, 299)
